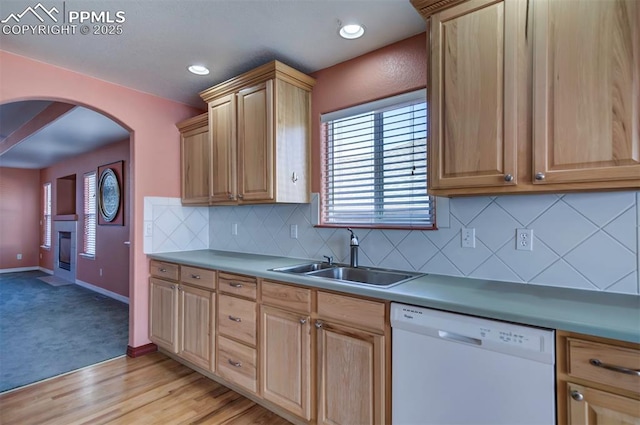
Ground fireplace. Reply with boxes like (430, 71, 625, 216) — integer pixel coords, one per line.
(59, 232, 71, 271)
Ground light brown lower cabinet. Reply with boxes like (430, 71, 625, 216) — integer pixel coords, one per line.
(316, 320, 385, 425)
(149, 277, 179, 353)
(261, 305, 312, 420)
(178, 284, 215, 371)
(557, 331, 640, 425)
(567, 383, 640, 424)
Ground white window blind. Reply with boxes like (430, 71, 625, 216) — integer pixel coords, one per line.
(83, 172, 96, 256)
(43, 183, 51, 247)
(321, 90, 434, 228)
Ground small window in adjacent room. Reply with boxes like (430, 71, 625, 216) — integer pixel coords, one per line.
(83, 172, 97, 257)
(42, 182, 52, 247)
(321, 89, 434, 229)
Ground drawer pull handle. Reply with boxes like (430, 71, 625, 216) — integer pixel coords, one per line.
(299, 318, 307, 325)
(228, 359, 242, 368)
(159, 268, 167, 273)
(589, 358, 640, 376)
(191, 274, 201, 279)
(228, 315, 242, 322)
(229, 282, 243, 288)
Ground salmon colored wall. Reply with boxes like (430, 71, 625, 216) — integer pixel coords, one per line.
(40, 139, 131, 297)
(310, 33, 427, 192)
(0, 50, 202, 349)
(0, 167, 40, 269)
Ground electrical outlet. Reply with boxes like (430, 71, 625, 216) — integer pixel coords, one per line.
(40, 253, 43, 259)
(144, 222, 153, 237)
(516, 228, 533, 251)
(461, 228, 476, 248)
(231, 223, 238, 236)
(99, 268, 103, 276)
(290, 224, 298, 239)
(17, 254, 22, 260)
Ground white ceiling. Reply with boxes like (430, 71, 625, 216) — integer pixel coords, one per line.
(0, 0, 425, 169)
(0, 104, 129, 169)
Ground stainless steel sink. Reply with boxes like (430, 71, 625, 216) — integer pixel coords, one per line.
(271, 262, 335, 274)
(270, 262, 423, 288)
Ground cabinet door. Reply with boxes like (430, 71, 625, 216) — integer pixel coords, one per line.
(149, 278, 178, 353)
(429, 0, 524, 189)
(533, 0, 640, 185)
(317, 321, 385, 425)
(567, 383, 640, 424)
(209, 93, 237, 203)
(180, 123, 210, 204)
(179, 285, 215, 371)
(261, 306, 312, 420)
(237, 80, 274, 202)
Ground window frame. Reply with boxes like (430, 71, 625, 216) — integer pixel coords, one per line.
(81, 171, 97, 258)
(42, 182, 52, 248)
(320, 90, 435, 230)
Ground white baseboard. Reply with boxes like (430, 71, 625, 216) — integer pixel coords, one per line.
(75, 279, 130, 304)
(0, 266, 40, 274)
(39, 267, 53, 275)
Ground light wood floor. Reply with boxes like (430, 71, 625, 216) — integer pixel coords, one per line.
(0, 352, 291, 425)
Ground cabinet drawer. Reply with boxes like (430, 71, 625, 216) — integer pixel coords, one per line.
(218, 294, 256, 346)
(262, 280, 311, 313)
(568, 338, 640, 395)
(150, 260, 179, 281)
(218, 336, 257, 394)
(218, 272, 257, 300)
(181, 265, 216, 290)
(318, 291, 385, 333)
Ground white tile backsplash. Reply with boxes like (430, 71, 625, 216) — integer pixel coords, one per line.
(145, 191, 640, 295)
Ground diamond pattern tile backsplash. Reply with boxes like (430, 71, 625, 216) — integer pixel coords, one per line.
(145, 191, 640, 295)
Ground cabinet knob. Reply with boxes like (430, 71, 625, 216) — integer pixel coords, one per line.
(191, 274, 200, 279)
(228, 359, 242, 368)
(229, 282, 243, 288)
(570, 390, 584, 402)
(299, 318, 307, 325)
(171, 284, 177, 290)
(504, 174, 514, 182)
(227, 194, 235, 200)
(159, 268, 167, 273)
(535, 172, 546, 181)
(315, 321, 323, 329)
(237, 194, 244, 199)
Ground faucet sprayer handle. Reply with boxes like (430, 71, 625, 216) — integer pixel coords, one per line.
(323, 255, 334, 265)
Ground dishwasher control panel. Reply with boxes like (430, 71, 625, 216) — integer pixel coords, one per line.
(391, 303, 555, 363)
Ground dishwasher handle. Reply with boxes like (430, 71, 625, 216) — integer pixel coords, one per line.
(438, 330, 482, 346)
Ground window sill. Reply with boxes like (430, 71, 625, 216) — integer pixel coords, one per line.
(40, 245, 50, 250)
(314, 223, 437, 231)
(79, 253, 95, 260)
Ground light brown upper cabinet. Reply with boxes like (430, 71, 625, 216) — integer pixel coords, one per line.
(200, 61, 315, 205)
(412, 0, 640, 196)
(532, 0, 640, 186)
(429, 0, 524, 190)
(177, 114, 210, 205)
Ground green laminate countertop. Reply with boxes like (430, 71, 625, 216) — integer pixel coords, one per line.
(148, 250, 640, 344)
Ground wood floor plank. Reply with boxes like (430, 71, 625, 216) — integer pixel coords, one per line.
(0, 353, 292, 425)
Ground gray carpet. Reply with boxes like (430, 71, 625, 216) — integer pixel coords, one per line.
(0, 270, 129, 392)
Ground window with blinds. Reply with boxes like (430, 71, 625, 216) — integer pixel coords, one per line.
(42, 183, 51, 247)
(83, 172, 97, 257)
(321, 90, 434, 229)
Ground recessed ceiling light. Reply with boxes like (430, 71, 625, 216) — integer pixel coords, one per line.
(188, 65, 210, 75)
(339, 23, 365, 39)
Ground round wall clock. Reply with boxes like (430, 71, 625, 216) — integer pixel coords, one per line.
(99, 168, 120, 222)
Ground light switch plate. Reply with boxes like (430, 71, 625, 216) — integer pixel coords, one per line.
(461, 228, 475, 248)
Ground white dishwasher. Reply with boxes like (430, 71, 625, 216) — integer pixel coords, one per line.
(391, 303, 555, 425)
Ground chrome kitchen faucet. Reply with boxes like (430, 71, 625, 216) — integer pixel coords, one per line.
(347, 228, 359, 268)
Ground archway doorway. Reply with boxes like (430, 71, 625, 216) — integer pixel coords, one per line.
(0, 99, 133, 392)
